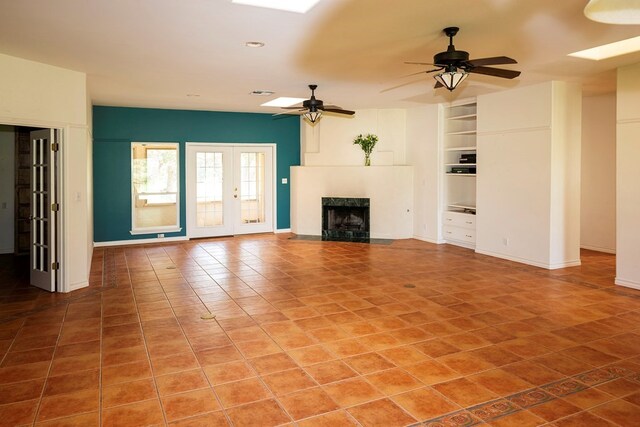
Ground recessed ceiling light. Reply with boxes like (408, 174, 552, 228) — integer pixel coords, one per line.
(232, 0, 321, 14)
(251, 90, 275, 96)
(261, 97, 306, 107)
(245, 41, 265, 48)
(568, 35, 640, 60)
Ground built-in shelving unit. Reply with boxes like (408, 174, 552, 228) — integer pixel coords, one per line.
(442, 98, 477, 248)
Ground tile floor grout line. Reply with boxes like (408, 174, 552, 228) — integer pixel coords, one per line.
(30, 300, 70, 426)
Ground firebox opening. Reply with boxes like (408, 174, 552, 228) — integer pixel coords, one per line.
(322, 197, 370, 242)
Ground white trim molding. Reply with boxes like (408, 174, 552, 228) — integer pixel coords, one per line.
(615, 277, 640, 290)
(94, 236, 189, 247)
(580, 244, 616, 254)
(275, 228, 291, 233)
(476, 248, 581, 270)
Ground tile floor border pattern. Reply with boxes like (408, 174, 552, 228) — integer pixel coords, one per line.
(417, 365, 639, 426)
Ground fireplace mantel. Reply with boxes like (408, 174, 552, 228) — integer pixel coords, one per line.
(290, 166, 413, 239)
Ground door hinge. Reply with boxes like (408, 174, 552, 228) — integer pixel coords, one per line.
(52, 262, 59, 271)
(51, 142, 59, 152)
(51, 203, 60, 212)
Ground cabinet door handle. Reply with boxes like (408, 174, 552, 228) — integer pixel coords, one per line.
(446, 231, 452, 234)
(465, 221, 473, 224)
(446, 218, 452, 221)
(466, 234, 473, 238)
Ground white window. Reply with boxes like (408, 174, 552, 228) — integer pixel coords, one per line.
(131, 142, 181, 234)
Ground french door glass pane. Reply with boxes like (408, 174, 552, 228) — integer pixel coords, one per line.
(196, 152, 224, 227)
(240, 152, 265, 224)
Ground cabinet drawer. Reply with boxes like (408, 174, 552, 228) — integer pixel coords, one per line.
(443, 212, 476, 229)
(443, 225, 475, 243)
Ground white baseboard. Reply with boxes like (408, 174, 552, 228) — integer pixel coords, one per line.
(275, 228, 291, 233)
(94, 236, 189, 247)
(65, 280, 89, 293)
(475, 248, 581, 270)
(580, 244, 616, 254)
(412, 236, 445, 244)
(615, 277, 640, 290)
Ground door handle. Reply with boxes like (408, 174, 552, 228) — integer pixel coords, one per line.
(234, 195, 238, 198)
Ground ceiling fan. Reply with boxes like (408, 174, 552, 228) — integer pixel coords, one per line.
(406, 27, 521, 91)
(277, 85, 355, 124)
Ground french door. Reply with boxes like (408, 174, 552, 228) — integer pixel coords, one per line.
(30, 129, 59, 292)
(186, 144, 274, 238)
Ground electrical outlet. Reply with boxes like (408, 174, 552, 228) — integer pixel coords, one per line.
(158, 233, 165, 238)
(502, 237, 509, 246)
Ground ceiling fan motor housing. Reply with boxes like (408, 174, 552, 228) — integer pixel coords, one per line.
(434, 49, 470, 68)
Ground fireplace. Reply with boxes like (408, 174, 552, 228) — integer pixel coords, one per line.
(322, 197, 370, 242)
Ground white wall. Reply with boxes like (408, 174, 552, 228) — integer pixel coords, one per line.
(0, 53, 91, 292)
(405, 105, 442, 243)
(616, 63, 640, 290)
(290, 166, 414, 239)
(581, 94, 616, 253)
(476, 81, 582, 269)
(301, 109, 406, 166)
(0, 125, 14, 254)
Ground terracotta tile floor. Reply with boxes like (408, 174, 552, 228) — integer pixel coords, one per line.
(1, 235, 640, 426)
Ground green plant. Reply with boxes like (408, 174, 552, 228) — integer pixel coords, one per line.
(353, 133, 378, 166)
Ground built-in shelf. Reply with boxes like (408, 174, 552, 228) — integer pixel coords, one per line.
(443, 98, 478, 249)
(445, 146, 477, 152)
(447, 130, 477, 135)
(449, 113, 477, 120)
(448, 202, 476, 211)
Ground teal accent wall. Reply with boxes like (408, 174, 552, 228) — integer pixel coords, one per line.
(93, 106, 300, 242)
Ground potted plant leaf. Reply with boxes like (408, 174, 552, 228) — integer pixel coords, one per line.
(353, 133, 378, 166)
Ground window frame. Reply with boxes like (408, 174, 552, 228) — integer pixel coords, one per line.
(130, 142, 182, 235)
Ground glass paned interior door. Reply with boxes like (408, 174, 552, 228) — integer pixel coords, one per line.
(240, 152, 265, 224)
(196, 152, 224, 227)
(30, 129, 57, 292)
(33, 136, 49, 275)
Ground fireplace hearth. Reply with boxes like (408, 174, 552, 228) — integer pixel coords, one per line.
(322, 197, 370, 242)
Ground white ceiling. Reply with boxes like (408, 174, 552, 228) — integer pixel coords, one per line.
(1, 0, 639, 113)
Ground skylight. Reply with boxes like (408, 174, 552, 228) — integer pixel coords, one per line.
(261, 97, 305, 107)
(569, 36, 640, 60)
(231, 0, 321, 14)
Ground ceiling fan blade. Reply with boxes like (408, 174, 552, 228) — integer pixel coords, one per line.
(281, 105, 304, 110)
(434, 80, 444, 89)
(273, 110, 305, 117)
(322, 104, 343, 110)
(405, 61, 435, 66)
(402, 68, 444, 78)
(468, 66, 521, 79)
(468, 56, 517, 67)
(380, 79, 424, 93)
(321, 108, 355, 115)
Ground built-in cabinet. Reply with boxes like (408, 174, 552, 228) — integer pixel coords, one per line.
(442, 99, 477, 248)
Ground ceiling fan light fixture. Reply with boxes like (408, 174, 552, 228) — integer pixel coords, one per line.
(434, 69, 468, 91)
(584, 0, 640, 25)
(303, 110, 322, 124)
